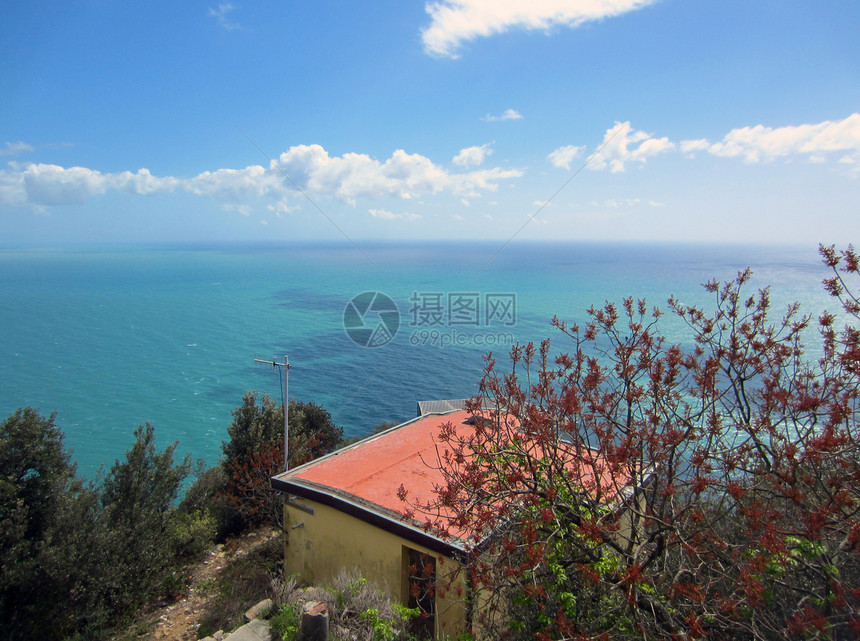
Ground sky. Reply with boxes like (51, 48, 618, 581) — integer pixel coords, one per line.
(1, 0, 859, 247)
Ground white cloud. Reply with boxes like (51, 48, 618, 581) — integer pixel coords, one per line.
(681, 113, 860, 165)
(680, 138, 709, 155)
(0, 143, 523, 211)
(187, 165, 285, 203)
(273, 144, 522, 203)
(19, 164, 105, 206)
(0, 166, 28, 208)
(113, 168, 181, 195)
(208, 2, 242, 30)
(588, 122, 674, 172)
(453, 143, 492, 167)
(554, 113, 860, 177)
(222, 203, 253, 216)
(582, 114, 860, 175)
(604, 197, 641, 208)
(267, 201, 293, 217)
(422, 0, 658, 57)
(369, 208, 398, 220)
(483, 109, 522, 122)
(547, 144, 585, 170)
(0, 141, 34, 157)
(0, 163, 182, 207)
(369, 208, 421, 220)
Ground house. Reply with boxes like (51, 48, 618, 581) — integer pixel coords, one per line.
(270, 405, 640, 639)
(270, 409, 474, 639)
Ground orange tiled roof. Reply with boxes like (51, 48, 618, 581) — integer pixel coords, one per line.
(282, 410, 468, 516)
(271, 408, 633, 553)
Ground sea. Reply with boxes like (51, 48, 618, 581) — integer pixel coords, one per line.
(0, 241, 838, 479)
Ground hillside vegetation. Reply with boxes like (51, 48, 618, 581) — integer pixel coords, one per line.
(0, 393, 345, 641)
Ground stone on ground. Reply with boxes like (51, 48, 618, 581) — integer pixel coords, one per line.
(223, 618, 271, 641)
(244, 598, 273, 622)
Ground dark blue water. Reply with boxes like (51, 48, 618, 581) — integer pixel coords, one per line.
(0, 241, 833, 477)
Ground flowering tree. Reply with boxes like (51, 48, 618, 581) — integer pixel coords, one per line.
(405, 245, 860, 640)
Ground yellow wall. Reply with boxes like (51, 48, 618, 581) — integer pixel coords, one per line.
(284, 497, 468, 639)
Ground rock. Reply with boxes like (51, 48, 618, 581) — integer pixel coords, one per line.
(224, 618, 272, 641)
(244, 597, 273, 622)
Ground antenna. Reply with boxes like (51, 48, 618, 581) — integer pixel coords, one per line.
(254, 354, 291, 471)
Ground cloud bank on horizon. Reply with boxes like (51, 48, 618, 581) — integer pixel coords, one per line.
(546, 115, 860, 173)
(0, 144, 523, 212)
(2, 114, 858, 212)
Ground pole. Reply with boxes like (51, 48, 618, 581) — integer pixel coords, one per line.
(284, 354, 290, 472)
(253, 354, 292, 471)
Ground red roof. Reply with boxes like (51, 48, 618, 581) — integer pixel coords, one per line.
(283, 410, 468, 518)
(272, 408, 634, 551)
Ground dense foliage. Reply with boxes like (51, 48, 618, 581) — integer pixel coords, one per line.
(406, 244, 860, 640)
(99, 423, 194, 610)
(0, 413, 193, 640)
(216, 392, 344, 533)
(0, 390, 344, 639)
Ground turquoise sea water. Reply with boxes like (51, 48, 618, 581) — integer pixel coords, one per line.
(0, 242, 835, 478)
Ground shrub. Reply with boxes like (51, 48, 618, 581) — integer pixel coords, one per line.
(0, 408, 108, 639)
(219, 393, 345, 534)
(1, 412, 202, 640)
(180, 464, 238, 542)
(284, 569, 417, 641)
(169, 508, 217, 561)
(99, 423, 193, 613)
(270, 603, 301, 641)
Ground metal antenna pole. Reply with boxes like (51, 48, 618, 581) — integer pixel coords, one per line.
(254, 355, 291, 471)
(284, 354, 290, 472)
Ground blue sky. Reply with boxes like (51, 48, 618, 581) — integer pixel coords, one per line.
(1, 0, 859, 246)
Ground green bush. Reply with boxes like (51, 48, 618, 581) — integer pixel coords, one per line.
(222, 393, 344, 470)
(0, 408, 106, 639)
(180, 464, 228, 512)
(0, 392, 346, 640)
(169, 508, 217, 560)
(0, 409, 206, 640)
(270, 603, 301, 641)
(99, 423, 193, 612)
(219, 393, 345, 535)
(281, 569, 417, 641)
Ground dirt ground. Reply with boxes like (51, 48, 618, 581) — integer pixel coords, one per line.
(143, 528, 279, 641)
